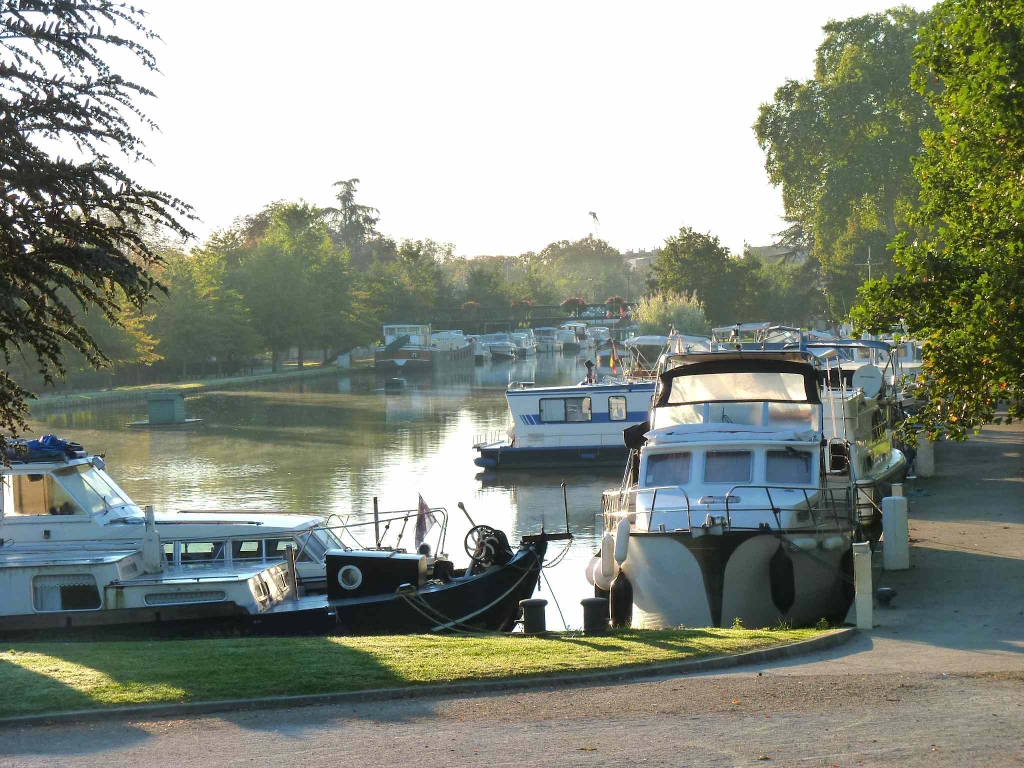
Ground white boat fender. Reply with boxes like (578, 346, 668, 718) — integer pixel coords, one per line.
(614, 517, 630, 565)
(585, 555, 600, 587)
(595, 533, 616, 592)
(600, 532, 615, 577)
(787, 537, 818, 552)
(821, 535, 846, 551)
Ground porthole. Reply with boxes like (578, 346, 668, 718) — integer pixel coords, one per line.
(337, 565, 362, 590)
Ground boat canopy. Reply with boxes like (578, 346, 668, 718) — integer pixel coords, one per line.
(656, 356, 821, 407)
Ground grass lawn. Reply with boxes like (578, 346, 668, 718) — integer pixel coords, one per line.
(0, 628, 819, 718)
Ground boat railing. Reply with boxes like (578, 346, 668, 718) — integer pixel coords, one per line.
(322, 506, 450, 555)
(602, 485, 693, 532)
(721, 484, 855, 530)
(472, 430, 506, 448)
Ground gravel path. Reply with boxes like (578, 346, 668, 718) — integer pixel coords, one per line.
(1, 423, 1021, 767)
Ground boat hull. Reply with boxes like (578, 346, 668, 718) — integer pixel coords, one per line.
(252, 540, 549, 635)
(475, 443, 629, 469)
(623, 529, 854, 629)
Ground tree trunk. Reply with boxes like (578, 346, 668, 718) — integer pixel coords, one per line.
(297, 347, 304, 369)
(272, 351, 280, 373)
(181, 359, 187, 380)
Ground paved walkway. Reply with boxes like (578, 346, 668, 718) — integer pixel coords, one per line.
(1, 424, 1022, 767)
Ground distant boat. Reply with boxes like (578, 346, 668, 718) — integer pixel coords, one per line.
(473, 380, 655, 469)
(374, 325, 473, 372)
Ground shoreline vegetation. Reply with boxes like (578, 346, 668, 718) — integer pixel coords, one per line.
(0, 628, 817, 718)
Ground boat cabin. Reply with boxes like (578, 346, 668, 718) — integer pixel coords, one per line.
(383, 325, 432, 347)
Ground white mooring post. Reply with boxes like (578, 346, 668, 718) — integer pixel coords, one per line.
(916, 432, 935, 477)
(853, 542, 873, 630)
(882, 491, 910, 570)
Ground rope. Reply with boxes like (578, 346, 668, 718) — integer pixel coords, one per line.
(540, 568, 568, 630)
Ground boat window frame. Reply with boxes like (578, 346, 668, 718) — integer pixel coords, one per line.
(642, 450, 693, 487)
(608, 395, 628, 422)
(538, 396, 593, 424)
(703, 450, 754, 484)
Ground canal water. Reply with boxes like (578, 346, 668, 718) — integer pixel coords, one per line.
(28, 354, 622, 629)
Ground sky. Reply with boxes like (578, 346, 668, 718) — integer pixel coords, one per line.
(127, 0, 931, 257)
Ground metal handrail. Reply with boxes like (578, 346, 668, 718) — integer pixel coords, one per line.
(602, 485, 693, 532)
(721, 484, 855, 529)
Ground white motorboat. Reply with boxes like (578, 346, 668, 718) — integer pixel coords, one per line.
(511, 330, 538, 357)
(591, 345, 905, 630)
(560, 322, 594, 351)
(555, 327, 578, 351)
(0, 439, 353, 593)
(473, 379, 655, 469)
(533, 327, 563, 353)
(466, 335, 493, 363)
(479, 333, 518, 361)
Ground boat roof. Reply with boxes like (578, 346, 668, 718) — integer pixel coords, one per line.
(506, 381, 654, 397)
(624, 335, 669, 346)
(645, 423, 820, 446)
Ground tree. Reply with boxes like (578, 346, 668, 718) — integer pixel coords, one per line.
(649, 227, 747, 325)
(235, 202, 357, 368)
(0, 1, 191, 447)
(852, 0, 1024, 441)
(754, 8, 936, 319)
(327, 178, 380, 270)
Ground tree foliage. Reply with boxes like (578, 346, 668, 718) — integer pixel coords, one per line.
(852, 0, 1024, 440)
(0, 1, 191, 444)
(754, 8, 936, 318)
(632, 292, 708, 336)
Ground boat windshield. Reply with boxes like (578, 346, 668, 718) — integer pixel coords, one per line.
(669, 371, 808, 404)
(53, 465, 130, 514)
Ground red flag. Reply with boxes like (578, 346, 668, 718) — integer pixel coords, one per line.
(415, 494, 437, 548)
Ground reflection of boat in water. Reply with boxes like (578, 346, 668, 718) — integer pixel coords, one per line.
(473, 379, 655, 469)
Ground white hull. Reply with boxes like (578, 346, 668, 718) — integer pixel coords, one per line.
(624, 529, 853, 629)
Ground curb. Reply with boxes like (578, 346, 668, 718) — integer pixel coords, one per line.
(0, 628, 856, 728)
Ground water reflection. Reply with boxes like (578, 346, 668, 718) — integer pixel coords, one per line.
(28, 353, 608, 626)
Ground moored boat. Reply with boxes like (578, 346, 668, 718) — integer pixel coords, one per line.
(473, 380, 655, 469)
(374, 325, 473, 372)
(590, 345, 903, 629)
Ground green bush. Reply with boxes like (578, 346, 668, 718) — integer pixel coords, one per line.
(633, 292, 709, 336)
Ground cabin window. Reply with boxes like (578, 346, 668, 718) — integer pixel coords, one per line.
(644, 452, 692, 487)
(539, 397, 592, 423)
(10, 473, 85, 516)
(608, 396, 628, 421)
(232, 541, 263, 560)
(32, 574, 101, 612)
(704, 451, 752, 484)
(766, 450, 813, 484)
(180, 542, 225, 561)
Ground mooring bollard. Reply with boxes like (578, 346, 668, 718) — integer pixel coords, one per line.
(581, 596, 609, 635)
(853, 542, 873, 629)
(520, 598, 548, 635)
(881, 495, 910, 570)
(916, 432, 935, 477)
